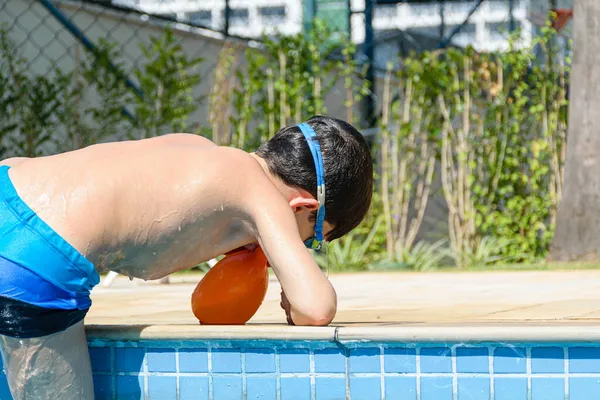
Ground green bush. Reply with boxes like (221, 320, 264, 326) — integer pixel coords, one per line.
(0, 18, 571, 271)
(370, 239, 449, 272)
(133, 27, 204, 138)
(0, 27, 72, 157)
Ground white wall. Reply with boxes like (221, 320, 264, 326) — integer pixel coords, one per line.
(117, 0, 536, 52)
(0, 0, 356, 141)
(115, 0, 303, 37)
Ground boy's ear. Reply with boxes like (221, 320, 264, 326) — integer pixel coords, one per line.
(289, 196, 319, 214)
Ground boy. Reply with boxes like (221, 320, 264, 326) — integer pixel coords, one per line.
(0, 115, 373, 399)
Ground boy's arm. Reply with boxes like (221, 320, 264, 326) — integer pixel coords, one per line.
(249, 201, 337, 326)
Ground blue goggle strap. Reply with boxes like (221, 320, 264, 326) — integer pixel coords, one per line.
(297, 123, 326, 245)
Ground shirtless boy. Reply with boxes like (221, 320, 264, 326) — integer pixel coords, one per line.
(0, 115, 373, 399)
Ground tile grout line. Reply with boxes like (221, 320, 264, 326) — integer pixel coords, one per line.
(526, 347, 532, 400)
(564, 347, 569, 400)
(242, 348, 247, 399)
(345, 345, 350, 400)
(175, 347, 180, 400)
(208, 344, 213, 400)
(310, 348, 316, 400)
(275, 348, 281, 400)
(111, 345, 117, 400)
(143, 345, 149, 398)
(489, 346, 494, 400)
(452, 346, 458, 400)
(416, 347, 421, 400)
(379, 344, 385, 400)
(95, 371, 600, 378)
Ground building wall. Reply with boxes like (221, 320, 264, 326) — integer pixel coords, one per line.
(121, 0, 535, 53)
(115, 0, 303, 37)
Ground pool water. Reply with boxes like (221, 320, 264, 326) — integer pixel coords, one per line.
(3, 337, 600, 399)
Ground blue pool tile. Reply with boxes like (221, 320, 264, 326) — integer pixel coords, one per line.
(212, 348, 242, 373)
(116, 375, 144, 400)
(179, 376, 209, 400)
(0, 376, 10, 400)
(384, 347, 416, 373)
(385, 377, 417, 399)
(89, 347, 111, 372)
(279, 349, 310, 373)
(420, 347, 452, 373)
(531, 347, 564, 373)
(147, 348, 176, 373)
(247, 377, 277, 400)
(314, 348, 345, 373)
(421, 377, 453, 400)
(493, 347, 527, 374)
(570, 378, 600, 400)
(213, 376, 243, 400)
(531, 378, 564, 400)
(246, 349, 276, 373)
(179, 348, 208, 373)
(569, 347, 600, 373)
(148, 376, 176, 399)
(93, 375, 113, 400)
(456, 347, 489, 373)
(494, 377, 527, 400)
(115, 348, 145, 373)
(316, 377, 346, 400)
(458, 377, 490, 400)
(281, 378, 310, 400)
(349, 348, 380, 373)
(350, 377, 381, 400)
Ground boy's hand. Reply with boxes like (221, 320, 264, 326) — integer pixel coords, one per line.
(280, 291, 295, 325)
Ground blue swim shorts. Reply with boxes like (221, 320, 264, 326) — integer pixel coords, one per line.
(0, 165, 100, 338)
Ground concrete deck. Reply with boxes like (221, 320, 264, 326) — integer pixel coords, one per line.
(86, 271, 600, 334)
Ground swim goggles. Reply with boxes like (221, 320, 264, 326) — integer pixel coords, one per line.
(297, 123, 326, 251)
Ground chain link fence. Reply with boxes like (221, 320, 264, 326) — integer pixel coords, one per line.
(0, 0, 573, 251)
(0, 0, 573, 82)
(0, 0, 573, 155)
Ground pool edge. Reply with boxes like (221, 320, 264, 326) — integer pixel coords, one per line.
(85, 324, 337, 341)
(85, 323, 600, 342)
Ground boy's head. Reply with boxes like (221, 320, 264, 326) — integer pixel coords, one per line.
(256, 115, 373, 242)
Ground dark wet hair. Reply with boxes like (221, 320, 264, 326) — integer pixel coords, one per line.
(256, 115, 373, 240)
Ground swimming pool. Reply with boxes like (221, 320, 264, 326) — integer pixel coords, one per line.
(3, 324, 600, 399)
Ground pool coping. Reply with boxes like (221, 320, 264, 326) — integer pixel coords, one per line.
(85, 323, 600, 342)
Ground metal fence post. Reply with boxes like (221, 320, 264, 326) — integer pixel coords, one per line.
(509, 0, 516, 32)
(224, 0, 230, 35)
(364, 0, 375, 127)
(303, 0, 317, 33)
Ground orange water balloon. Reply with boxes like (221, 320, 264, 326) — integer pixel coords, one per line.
(191, 247, 268, 325)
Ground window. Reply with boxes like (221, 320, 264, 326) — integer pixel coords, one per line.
(446, 23, 476, 35)
(188, 10, 212, 27)
(223, 8, 249, 26)
(258, 6, 286, 24)
(159, 12, 177, 20)
(447, 23, 477, 46)
(375, 4, 397, 19)
(488, 21, 521, 41)
(406, 25, 441, 38)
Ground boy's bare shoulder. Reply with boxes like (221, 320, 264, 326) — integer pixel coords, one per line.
(208, 146, 267, 180)
(153, 133, 217, 147)
(204, 146, 283, 206)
